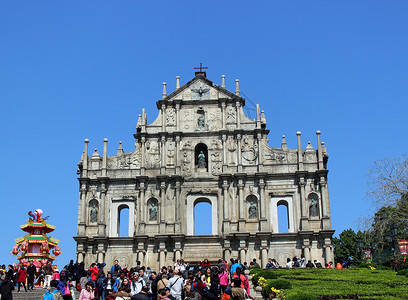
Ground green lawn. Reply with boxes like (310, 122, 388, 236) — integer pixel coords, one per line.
(251, 268, 408, 300)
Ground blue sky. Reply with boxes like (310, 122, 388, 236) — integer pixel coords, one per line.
(1, 1, 407, 267)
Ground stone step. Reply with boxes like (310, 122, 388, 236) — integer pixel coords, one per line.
(12, 287, 80, 300)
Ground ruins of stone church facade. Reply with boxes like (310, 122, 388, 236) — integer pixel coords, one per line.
(74, 71, 334, 269)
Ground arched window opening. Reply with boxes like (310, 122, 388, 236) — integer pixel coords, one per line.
(195, 143, 208, 170)
(277, 201, 289, 233)
(194, 199, 212, 235)
(118, 205, 129, 237)
(246, 195, 258, 219)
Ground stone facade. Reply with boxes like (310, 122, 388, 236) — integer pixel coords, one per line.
(74, 72, 335, 269)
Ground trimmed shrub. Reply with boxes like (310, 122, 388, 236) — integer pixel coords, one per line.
(287, 293, 317, 300)
(252, 270, 277, 286)
(249, 265, 262, 275)
(358, 263, 370, 269)
(262, 279, 292, 296)
(376, 265, 391, 270)
(396, 269, 408, 276)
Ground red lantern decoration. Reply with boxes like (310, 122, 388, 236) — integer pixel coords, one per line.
(398, 240, 408, 262)
(53, 246, 61, 256)
(41, 242, 49, 254)
(20, 258, 29, 267)
(11, 245, 19, 256)
(21, 241, 28, 252)
(41, 259, 48, 265)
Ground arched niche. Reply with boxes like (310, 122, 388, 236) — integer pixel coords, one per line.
(193, 199, 212, 235)
(118, 204, 129, 237)
(147, 198, 159, 222)
(195, 143, 208, 170)
(308, 192, 320, 218)
(88, 199, 99, 224)
(246, 195, 259, 219)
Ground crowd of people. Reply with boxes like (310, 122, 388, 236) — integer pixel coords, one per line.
(0, 256, 337, 300)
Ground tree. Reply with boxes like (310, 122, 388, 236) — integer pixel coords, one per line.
(333, 229, 365, 266)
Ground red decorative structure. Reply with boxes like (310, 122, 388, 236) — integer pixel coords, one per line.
(398, 240, 408, 262)
(11, 209, 61, 266)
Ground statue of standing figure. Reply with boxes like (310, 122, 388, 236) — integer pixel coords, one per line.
(198, 151, 206, 168)
(198, 115, 205, 131)
(249, 201, 257, 219)
(309, 198, 319, 217)
(90, 204, 98, 223)
(149, 203, 157, 221)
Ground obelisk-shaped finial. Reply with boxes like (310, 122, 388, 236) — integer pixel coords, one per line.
(162, 82, 167, 99)
(176, 76, 180, 89)
(235, 79, 240, 96)
(222, 75, 225, 88)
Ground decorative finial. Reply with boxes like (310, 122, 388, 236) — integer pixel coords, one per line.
(176, 76, 180, 89)
(117, 141, 124, 154)
(222, 75, 225, 88)
(235, 79, 240, 96)
(84, 139, 89, 143)
(162, 82, 167, 99)
(281, 135, 288, 150)
(316, 130, 321, 135)
(297, 131, 301, 135)
(104, 138, 108, 142)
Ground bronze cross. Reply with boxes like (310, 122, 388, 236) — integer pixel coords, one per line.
(194, 63, 208, 72)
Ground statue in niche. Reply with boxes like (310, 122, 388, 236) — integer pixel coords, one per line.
(198, 151, 206, 168)
(149, 203, 157, 221)
(197, 115, 205, 131)
(309, 198, 319, 217)
(90, 204, 98, 223)
(227, 136, 236, 165)
(249, 201, 257, 219)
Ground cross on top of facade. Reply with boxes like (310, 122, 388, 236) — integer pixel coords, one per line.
(194, 63, 208, 73)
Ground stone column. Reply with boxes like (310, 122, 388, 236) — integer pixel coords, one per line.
(98, 182, 107, 236)
(235, 101, 241, 129)
(299, 179, 309, 230)
(160, 182, 166, 233)
(83, 139, 89, 177)
(320, 177, 331, 230)
(222, 134, 227, 170)
(141, 137, 146, 175)
(238, 179, 245, 220)
(139, 181, 146, 233)
(257, 133, 263, 170)
(261, 248, 268, 268)
(222, 178, 230, 233)
(239, 249, 246, 264)
(237, 133, 242, 171)
(175, 180, 181, 233)
(175, 103, 180, 131)
(78, 182, 88, 235)
(138, 251, 145, 266)
(175, 136, 181, 174)
(160, 136, 166, 173)
(97, 251, 104, 263)
(221, 102, 226, 130)
(161, 104, 166, 132)
(258, 177, 268, 231)
(159, 241, 166, 268)
(230, 180, 237, 224)
(297, 132, 303, 171)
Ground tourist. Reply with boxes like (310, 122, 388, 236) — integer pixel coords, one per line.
(131, 272, 146, 295)
(79, 271, 89, 290)
(200, 259, 211, 269)
(110, 260, 121, 281)
(231, 278, 246, 300)
(79, 282, 95, 300)
(265, 258, 273, 269)
(44, 261, 53, 289)
(250, 258, 259, 267)
(314, 260, 323, 268)
(305, 260, 315, 268)
(89, 263, 99, 284)
(285, 258, 293, 269)
(17, 266, 28, 292)
(131, 285, 150, 300)
(0, 274, 14, 300)
(116, 277, 132, 298)
(267, 291, 279, 300)
(300, 255, 306, 268)
(230, 259, 241, 276)
(138, 268, 149, 286)
(233, 267, 250, 297)
(156, 266, 169, 297)
(218, 266, 229, 295)
(57, 278, 73, 300)
(43, 279, 63, 300)
(52, 268, 61, 283)
(96, 269, 106, 300)
(37, 265, 45, 287)
(27, 261, 37, 291)
(167, 270, 184, 300)
(201, 267, 212, 287)
(113, 271, 126, 292)
(292, 257, 300, 268)
(271, 259, 280, 269)
(103, 272, 114, 300)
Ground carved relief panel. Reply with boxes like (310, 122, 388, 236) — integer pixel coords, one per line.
(145, 140, 161, 168)
(241, 135, 258, 165)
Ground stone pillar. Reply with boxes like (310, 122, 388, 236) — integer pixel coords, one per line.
(175, 250, 181, 262)
(239, 249, 246, 264)
(175, 180, 181, 233)
(175, 103, 180, 131)
(141, 137, 146, 175)
(235, 101, 241, 129)
(258, 177, 268, 231)
(237, 133, 242, 170)
(97, 251, 104, 263)
(316, 131, 324, 170)
(160, 136, 166, 173)
(161, 104, 166, 131)
(238, 179, 245, 220)
(299, 178, 309, 230)
(222, 134, 227, 170)
(98, 181, 107, 236)
(138, 251, 145, 266)
(221, 102, 226, 130)
(160, 182, 166, 233)
(297, 132, 303, 171)
(261, 248, 268, 268)
(139, 181, 146, 233)
(78, 182, 88, 235)
(222, 178, 230, 233)
(159, 241, 166, 268)
(320, 177, 331, 230)
(175, 136, 181, 174)
(83, 139, 89, 177)
(257, 133, 263, 170)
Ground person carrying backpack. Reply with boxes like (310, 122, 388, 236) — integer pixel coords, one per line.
(43, 280, 63, 300)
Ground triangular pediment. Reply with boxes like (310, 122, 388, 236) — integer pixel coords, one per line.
(163, 75, 240, 102)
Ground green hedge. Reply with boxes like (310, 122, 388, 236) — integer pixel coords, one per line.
(251, 270, 277, 286)
(262, 279, 292, 297)
(396, 269, 408, 276)
(287, 293, 317, 300)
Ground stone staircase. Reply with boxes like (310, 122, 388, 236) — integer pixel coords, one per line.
(246, 270, 263, 300)
(12, 287, 79, 300)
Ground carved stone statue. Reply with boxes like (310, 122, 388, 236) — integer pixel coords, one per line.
(90, 204, 98, 223)
(198, 151, 206, 168)
(249, 201, 257, 219)
(310, 198, 319, 217)
(198, 115, 205, 131)
(149, 203, 157, 221)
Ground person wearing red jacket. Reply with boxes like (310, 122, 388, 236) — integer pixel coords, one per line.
(17, 266, 28, 292)
(199, 259, 211, 268)
(89, 264, 99, 283)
